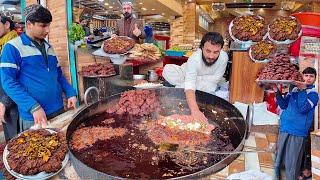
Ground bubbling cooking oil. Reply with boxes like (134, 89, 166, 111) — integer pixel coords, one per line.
(70, 110, 235, 179)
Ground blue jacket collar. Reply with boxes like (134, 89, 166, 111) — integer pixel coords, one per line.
(307, 85, 315, 89)
(20, 32, 51, 48)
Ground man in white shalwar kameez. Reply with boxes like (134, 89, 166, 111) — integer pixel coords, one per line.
(163, 32, 228, 123)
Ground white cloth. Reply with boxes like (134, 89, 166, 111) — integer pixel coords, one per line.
(233, 102, 248, 119)
(214, 90, 229, 101)
(233, 102, 279, 125)
(162, 49, 228, 93)
(226, 169, 273, 180)
(252, 102, 279, 125)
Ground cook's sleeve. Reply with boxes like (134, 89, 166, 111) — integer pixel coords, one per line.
(297, 90, 319, 114)
(114, 20, 120, 35)
(275, 91, 291, 109)
(0, 43, 38, 111)
(137, 20, 146, 39)
(184, 56, 201, 91)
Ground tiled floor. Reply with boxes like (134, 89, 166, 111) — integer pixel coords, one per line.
(205, 132, 278, 179)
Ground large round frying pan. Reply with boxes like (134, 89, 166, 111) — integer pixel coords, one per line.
(66, 87, 247, 179)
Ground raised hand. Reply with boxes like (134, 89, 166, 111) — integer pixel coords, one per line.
(293, 81, 307, 90)
(132, 23, 141, 37)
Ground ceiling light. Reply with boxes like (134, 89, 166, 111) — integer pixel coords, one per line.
(234, 0, 236, 2)
(139, 3, 143, 4)
(105, 3, 109, 5)
(152, 9, 155, 10)
(98, 0, 103, 1)
(109, 6, 113, 8)
(141, 7, 147, 10)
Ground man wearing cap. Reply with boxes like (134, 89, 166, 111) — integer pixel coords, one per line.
(111, 1, 146, 43)
(0, 4, 77, 131)
(0, 12, 19, 141)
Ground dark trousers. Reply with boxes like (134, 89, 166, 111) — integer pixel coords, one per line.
(3, 105, 19, 141)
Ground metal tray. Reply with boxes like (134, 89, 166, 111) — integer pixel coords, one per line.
(248, 48, 270, 63)
(81, 73, 117, 78)
(267, 16, 302, 45)
(3, 128, 69, 180)
(228, 15, 268, 45)
(103, 36, 135, 56)
(256, 79, 294, 84)
(133, 83, 163, 89)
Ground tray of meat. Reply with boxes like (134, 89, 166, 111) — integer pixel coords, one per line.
(248, 41, 277, 62)
(229, 15, 268, 44)
(3, 129, 69, 180)
(268, 16, 302, 44)
(78, 63, 116, 77)
(256, 79, 294, 84)
(103, 36, 135, 55)
(82, 73, 117, 78)
(257, 54, 303, 84)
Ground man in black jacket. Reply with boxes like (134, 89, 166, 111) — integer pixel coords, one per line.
(0, 13, 19, 141)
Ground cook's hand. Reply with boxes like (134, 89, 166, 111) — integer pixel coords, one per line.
(67, 96, 77, 109)
(32, 108, 48, 128)
(293, 81, 307, 90)
(111, 34, 118, 38)
(0, 102, 6, 123)
(191, 110, 208, 124)
(132, 24, 141, 37)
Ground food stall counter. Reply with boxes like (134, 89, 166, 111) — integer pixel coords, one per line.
(126, 58, 164, 74)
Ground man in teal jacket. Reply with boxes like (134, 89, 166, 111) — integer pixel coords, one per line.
(0, 4, 77, 131)
(272, 67, 319, 180)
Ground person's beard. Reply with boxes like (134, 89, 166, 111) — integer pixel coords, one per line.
(202, 52, 219, 67)
(123, 12, 132, 19)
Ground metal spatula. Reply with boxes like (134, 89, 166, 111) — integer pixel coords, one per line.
(159, 143, 276, 155)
